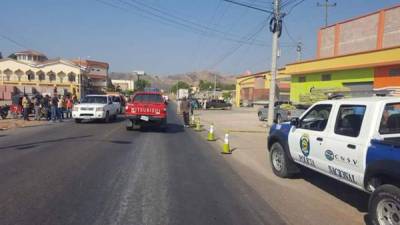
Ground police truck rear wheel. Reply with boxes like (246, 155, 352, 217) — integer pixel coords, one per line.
(270, 142, 290, 178)
(369, 184, 400, 225)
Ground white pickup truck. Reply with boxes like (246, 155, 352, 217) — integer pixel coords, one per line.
(268, 97, 400, 225)
(72, 95, 119, 123)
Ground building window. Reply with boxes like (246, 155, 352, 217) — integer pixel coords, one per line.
(389, 68, 400, 76)
(321, 74, 331, 81)
(68, 73, 76, 82)
(298, 76, 306, 83)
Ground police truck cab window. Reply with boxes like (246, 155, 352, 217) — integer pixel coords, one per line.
(334, 105, 366, 137)
(299, 104, 332, 131)
(379, 103, 400, 134)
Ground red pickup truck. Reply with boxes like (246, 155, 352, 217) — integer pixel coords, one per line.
(124, 92, 168, 130)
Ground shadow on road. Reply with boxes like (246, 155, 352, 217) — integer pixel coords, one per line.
(75, 116, 125, 124)
(294, 167, 369, 213)
(138, 123, 184, 134)
(0, 135, 93, 150)
(108, 140, 132, 144)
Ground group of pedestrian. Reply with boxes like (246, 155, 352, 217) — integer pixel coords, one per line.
(19, 93, 76, 122)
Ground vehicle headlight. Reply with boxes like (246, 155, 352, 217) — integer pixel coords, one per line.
(96, 107, 104, 112)
(72, 106, 79, 112)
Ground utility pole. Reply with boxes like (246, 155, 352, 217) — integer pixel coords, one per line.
(267, 0, 281, 127)
(317, 0, 337, 27)
(213, 74, 217, 99)
(296, 41, 302, 62)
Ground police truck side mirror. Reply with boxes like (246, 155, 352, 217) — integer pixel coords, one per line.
(290, 117, 300, 127)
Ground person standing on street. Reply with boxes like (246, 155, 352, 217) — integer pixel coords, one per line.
(180, 97, 190, 127)
(34, 95, 41, 121)
(42, 95, 51, 121)
(51, 94, 59, 122)
(66, 96, 73, 119)
(22, 94, 30, 121)
(58, 95, 65, 121)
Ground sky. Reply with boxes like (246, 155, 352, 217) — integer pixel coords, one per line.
(0, 0, 399, 76)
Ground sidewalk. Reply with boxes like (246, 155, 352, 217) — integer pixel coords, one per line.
(0, 119, 52, 130)
(195, 107, 367, 225)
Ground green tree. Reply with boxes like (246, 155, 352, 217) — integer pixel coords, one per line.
(135, 79, 151, 91)
(222, 91, 232, 100)
(8, 53, 17, 60)
(198, 80, 214, 91)
(106, 78, 116, 92)
(170, 81, 190, 93)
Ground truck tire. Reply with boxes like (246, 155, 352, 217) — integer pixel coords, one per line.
(270, 142, 292, 178)
(104, 112, 110, 123)
(276, 114, 282, 124)
(369, 184, 400, 225)
(160, 119, 168, 132)
(258, 112, 264, 121)
(75, 119, 82, 123)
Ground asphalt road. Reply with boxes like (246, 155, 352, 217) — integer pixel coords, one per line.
(0, 105, 285, 225)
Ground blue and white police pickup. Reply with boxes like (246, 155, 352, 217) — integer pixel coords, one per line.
(268, 97, 400, 225)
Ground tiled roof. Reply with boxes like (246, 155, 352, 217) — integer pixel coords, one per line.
(72, 59, 109, 69)
(14, 50, 46, 57)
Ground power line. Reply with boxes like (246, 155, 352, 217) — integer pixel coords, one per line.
(128, 0, 269, 45)
(0, 33, 29, 49)
(98, 0, 268, 46)
(283, 21, 296, 43)
(221, 0, 274, 14)
(207, 20, 266, 70)
(285, 0, 306, 16)
(317, 0, 336, 27)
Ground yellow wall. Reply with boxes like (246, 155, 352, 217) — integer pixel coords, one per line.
(285, 47, 400, 75)
(235, 71, 290, 107)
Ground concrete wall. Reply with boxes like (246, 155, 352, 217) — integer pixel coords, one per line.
(383, 7, 400, 48)
(319, 27, 335, 58)
(339, 14, 378, 55)
(317, 5, 400, 58)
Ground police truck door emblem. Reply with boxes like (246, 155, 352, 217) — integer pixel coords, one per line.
(300, 134, 310, 156)
(325, 150, 334, 161)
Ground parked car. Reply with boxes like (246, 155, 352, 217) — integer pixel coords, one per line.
(109, 94, 126, 114)
(267, 97, 400, 225)
(124, 91, 168, 131)
(258, 102, 306, 123)
(206, 99, 232, 110)
(72, 95, 119, 123)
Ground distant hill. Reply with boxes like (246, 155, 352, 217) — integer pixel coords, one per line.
(109, 71, 236, 91)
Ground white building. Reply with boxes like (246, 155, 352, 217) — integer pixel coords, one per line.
(111, 79, 135, 91)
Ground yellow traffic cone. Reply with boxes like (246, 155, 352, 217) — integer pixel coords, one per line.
(190, 114, 195, 127)
(194, 117, 202, 131)
(207, 124, 216, 141)
(221, 133, 231, 154)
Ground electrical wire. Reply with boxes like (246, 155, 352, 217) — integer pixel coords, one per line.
(0, 33, 29, 49)
(221, 0, 273, 13)
(99, 0, 269, 46)
(207, 20, 267, 70)
(285, 0, 306, 16)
